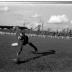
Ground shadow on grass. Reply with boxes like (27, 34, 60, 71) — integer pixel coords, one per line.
(16, 50, 56, 64)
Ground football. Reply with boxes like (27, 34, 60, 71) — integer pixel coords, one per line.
(11, 42, 18, 46)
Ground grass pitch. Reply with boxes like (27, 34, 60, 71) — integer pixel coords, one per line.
(0, 32, 72, 72)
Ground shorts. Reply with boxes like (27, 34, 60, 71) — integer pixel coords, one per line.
(23, 40, 28, 45)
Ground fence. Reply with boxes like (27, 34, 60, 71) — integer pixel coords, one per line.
(0, 31, 72, 40)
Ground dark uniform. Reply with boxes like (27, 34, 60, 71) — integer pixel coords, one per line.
(12, 26, 38, 62)
(17, 32, 38, 56)
(19, 33, 28, 45)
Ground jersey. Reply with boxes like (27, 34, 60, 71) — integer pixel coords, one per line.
(18, 33, 28, 45)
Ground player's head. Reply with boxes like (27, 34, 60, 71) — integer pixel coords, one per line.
(22, 32, 25, 36)
(20, 33, 22, 36)
(19, 30, 25, 36)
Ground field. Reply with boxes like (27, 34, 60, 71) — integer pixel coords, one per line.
(0, 31, 72, 72)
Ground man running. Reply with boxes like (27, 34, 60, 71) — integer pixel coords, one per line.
(13, 26, 38, 61)
(17, 31, 38, 56)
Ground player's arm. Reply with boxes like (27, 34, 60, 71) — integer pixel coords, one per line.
(18, 36, 21, 40)
(18, 35, 24, 41)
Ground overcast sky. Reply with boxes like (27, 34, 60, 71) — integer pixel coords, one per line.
(0, 2, 72, 31)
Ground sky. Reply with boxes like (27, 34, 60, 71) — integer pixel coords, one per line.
(0, 2, 72, 31)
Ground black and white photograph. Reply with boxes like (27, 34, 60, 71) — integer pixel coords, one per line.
(0, 1, 72, 72)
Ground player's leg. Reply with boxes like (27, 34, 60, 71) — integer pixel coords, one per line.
(13, 42, 24, 62)
(17, 45, 23, 56)
(28, 42, 38, 53)
(11, 43, 23, 62)
(17, 41, 24, 57)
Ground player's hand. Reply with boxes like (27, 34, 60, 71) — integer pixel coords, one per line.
(18, 36, 21, 40)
